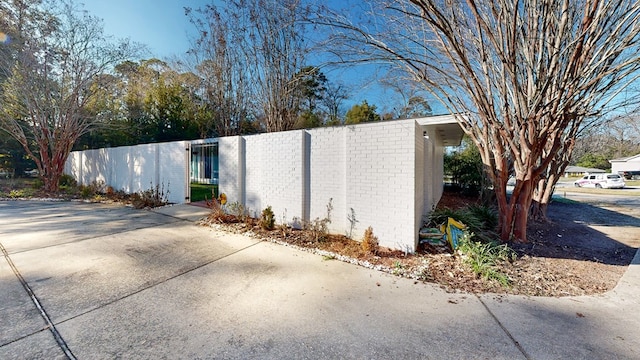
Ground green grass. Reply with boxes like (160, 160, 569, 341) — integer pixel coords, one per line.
(190, 183, 218, 202)
(0, 178, 39, 196)
(551, 196, 580, 204)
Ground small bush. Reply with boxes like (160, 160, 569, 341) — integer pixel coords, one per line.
(80, 185, 93, 199)
(8, 188, 35, 198)
(58, 174, 77, 188)
(466, 204, 498, 231)
(307, 217, 330, 242)
(361, 226, 379, 255)
(306, 199, 333, 242)
(32, 178, 44, 189)
(259, 206, 275, 230)
(75, 180, 106, 199)
(131, 182, 169, 209)
(227, 201, 249, 222)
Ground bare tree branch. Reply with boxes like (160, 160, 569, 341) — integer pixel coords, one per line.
(317, 0, 640, 242)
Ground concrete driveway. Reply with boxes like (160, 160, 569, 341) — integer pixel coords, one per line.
(1, 201, 639, 359)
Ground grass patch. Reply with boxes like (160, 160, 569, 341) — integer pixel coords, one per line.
(551, 196, 580, 204)
(0, 178, 40, 197)
(190, 183, 218, 202)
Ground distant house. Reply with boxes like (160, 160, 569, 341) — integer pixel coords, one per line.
(564, 166, 606, 177)
(610, 154, 640, 179)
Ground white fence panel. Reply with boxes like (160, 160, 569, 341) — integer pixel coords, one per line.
(66, 141, 188, 205)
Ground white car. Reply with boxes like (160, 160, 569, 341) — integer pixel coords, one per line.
(574, 173, 625, 189)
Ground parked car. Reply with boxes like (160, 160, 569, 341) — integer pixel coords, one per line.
(574, 173, 625, 189)
(619, 170, 640, 180)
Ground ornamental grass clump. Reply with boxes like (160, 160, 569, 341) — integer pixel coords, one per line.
(457, 233, 516, 287)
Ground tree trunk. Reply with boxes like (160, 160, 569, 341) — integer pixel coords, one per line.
(497, 179, 534, 243)
(531, 176, 556, 222)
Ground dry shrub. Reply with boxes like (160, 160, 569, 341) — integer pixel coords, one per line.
(361, 226, 379, 255)
(206, 197, 235, 223)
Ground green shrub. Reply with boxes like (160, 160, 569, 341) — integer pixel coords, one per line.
(58, 174, 77, 188)
(466, 204, 498, 231)
(80, 185, 93, 199)
(32, 178, 44, 189)
(8, 188, 34, 198)
(260, 206, 275, 230)
(428, 205, 498, 243)
(458, 233, 515, 287)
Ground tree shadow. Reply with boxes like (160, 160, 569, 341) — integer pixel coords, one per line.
(514, 200, 639, 266)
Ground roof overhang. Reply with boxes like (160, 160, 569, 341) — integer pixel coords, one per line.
(414, 114, 465, 146)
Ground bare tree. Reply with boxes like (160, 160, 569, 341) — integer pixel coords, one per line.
(380, 74, 433, 119)
(245, 0, 309, 131)
(185, 0, 310, 133)
(0, 0, 138, 191)
(319, 0, 640, 242)
(321, 81, 349, 125)
(184, 5, 251, 137)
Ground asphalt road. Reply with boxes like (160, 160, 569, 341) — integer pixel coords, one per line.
(554, 186, 640, 219)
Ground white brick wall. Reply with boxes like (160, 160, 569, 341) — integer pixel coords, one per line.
(414, 122, 426, 245)
(218, 136, 244, 205)
(217, 120, 435, 251)
(344, 120, 418, 250)
(307, 127, 347, 233)
(243, 131, 305, 221)
(66, 118, 453, 252)
(66, 141, 188, 204)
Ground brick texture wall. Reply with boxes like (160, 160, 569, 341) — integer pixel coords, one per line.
(67, 119, 449, 252)
(65, 141, 188, 204)
(243, 131, 305, 220)
(344, 120, 418, 250)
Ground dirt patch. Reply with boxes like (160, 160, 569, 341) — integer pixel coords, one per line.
(200, 190, 639, 297)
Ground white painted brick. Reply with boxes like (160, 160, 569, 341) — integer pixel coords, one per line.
(64, 118, 452, 253)
(66, 141, 188, 205)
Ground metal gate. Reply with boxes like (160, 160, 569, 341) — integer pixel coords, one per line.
(189, 139, 219, 202)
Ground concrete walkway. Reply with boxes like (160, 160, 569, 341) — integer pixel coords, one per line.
(0, 201, 638, 359)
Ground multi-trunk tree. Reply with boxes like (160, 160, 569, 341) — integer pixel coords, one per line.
(0, 0, 137, 192)
(321, 0, 640, 242)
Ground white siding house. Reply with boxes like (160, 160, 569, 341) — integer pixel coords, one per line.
(610, 154, 640, 173)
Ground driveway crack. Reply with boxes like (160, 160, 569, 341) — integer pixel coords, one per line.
(476, 295, 532, 360)
(0, 241, 76, 360)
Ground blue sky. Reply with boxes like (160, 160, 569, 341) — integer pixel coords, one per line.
(80, 0, 437, 114)
(82, 0, 201, 58)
